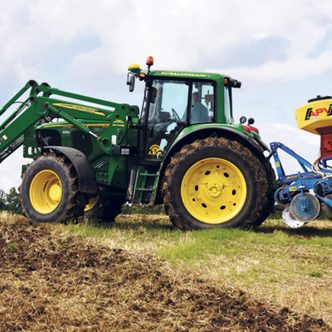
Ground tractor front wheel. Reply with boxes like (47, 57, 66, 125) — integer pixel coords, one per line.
(84, 195, 125, 222)
(20, 154, 86, 223)
(162, 137, 272, 230)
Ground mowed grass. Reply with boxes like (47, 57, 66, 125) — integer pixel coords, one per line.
(64, 214, 332, 325)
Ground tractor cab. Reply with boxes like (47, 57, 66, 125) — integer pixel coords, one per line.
(127, 57, 241, 162)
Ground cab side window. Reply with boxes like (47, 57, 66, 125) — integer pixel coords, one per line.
(190, 82, 215, 124)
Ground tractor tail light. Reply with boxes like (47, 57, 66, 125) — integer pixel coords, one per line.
(242, 125, 252, 133)
(249, 126, 259, 134)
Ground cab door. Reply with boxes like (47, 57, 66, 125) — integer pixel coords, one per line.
(140, 78, 216, 161)
(143, 79, 189, 160)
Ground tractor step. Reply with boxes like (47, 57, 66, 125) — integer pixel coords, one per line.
(128, 166, 159, 205)
(135, 187, 157, 192)
(139, 172, 157, 177)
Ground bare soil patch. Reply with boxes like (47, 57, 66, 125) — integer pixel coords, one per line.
(0, 218, 329, 331)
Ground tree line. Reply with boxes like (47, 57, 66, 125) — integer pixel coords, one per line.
(0, 187, 21, 214)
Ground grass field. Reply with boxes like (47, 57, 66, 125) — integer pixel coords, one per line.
(64, 214, 332, 326)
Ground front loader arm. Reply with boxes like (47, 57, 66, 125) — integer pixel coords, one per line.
(0, 80, 132, 163)
(0, 81, 49, 163)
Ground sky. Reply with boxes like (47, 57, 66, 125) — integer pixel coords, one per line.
(0, 0, 331, 190)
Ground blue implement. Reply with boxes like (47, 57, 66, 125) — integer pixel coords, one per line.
(270, 141, 332, 227)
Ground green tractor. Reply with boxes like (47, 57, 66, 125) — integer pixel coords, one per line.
(0, 56, 275, 230)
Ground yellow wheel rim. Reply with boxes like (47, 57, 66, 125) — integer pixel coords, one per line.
(84, 196, 100, 212)
(29, 169, 62, 214)
(181, 158, 247, 224)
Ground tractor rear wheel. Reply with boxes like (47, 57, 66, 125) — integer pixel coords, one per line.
(162, 137, 273, 230)
(84, 195, 125, 222)
(252, 159, 276, 227)
(20, 154, 86, 223)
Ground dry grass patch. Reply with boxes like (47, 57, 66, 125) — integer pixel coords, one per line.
(0, 214, 329, 331)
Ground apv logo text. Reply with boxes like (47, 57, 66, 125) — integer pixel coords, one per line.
(305, 104, 332, 120)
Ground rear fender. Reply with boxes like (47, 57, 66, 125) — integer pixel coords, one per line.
(43, 146, 97, 194)
(155, 126, 267, 203)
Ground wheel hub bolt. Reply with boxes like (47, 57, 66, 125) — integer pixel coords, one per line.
(207, 183, 222, 198)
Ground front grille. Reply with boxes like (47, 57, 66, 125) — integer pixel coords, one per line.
(35, 129, 61, 147)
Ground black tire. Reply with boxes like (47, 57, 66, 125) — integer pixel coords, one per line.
(162, 137, 272, 230)
(251, 158, 276, 227)
(20, 154, 86, 223)
(84, 195, 125, 222)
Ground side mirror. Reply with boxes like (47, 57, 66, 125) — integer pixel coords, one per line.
(127, 73, 136, 92)
(229, 78, 242, 88)
(240, 116, 247, 124)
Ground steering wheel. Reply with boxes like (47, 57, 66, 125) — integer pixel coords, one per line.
(171, 108, 180, 121)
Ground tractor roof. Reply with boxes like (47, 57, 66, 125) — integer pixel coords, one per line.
(149, 70, 225, 81)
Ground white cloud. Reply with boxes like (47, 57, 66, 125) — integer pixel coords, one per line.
(224, 49, 332, 85)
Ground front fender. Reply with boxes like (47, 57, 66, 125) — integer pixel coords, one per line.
(43, 146, 97, 194)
